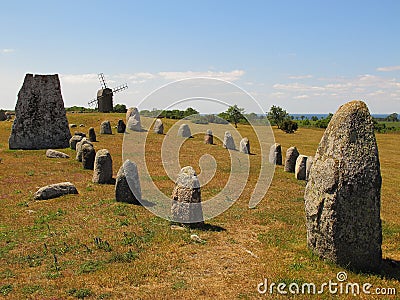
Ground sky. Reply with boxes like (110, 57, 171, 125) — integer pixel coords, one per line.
(0, 0, 399, 114)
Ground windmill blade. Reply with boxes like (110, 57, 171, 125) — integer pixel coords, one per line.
(112, 83, 128, 94)
(88, 98, 98, 107)
(98, 73, 107, 89)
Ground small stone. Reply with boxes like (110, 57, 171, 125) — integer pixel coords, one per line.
(82, 144, 95, 170)
(34, 182, 78, 200)
(171, 166, 203, 225)
(170, 225, 186, 231)
(269, 143, 282, 165)
(76, 137, 93, 161)
(153, 118, 164, 134)
(100, 120, 112, 134)
(305, 156, 314, 181)
(177, 124, 191, 138)
(295, 155, 308, 180)
(126, 108, 142, 131)
(117, 119, 126, 133)
(74, 131, 86, 137)
(79, 124, 85, 127)
(115, 159, 142, 204)
(284, 146, 299, 172)
(69, 135, 83, 150)
(92, 149, 113, 184)
(223, 131, 235, 150)
(46, 149, 70, 159)
(204, 129, 213, 144)
(88, 127, 97, 142)
(239, 137, 250, 154)
(190, 234, 204, 243)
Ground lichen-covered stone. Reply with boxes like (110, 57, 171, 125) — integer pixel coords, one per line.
(295, 155, 308, 180)
(75, 138, 93, 161)
(115, 159, 141, 204)
(46, 149, 69, 159)
(82, 144, 95, 170)
(126, 108, 142, 131)
(92, 149, 113, 184)
(305, 156, 314, 181)
(239, 137, 250, 154)
(177, 124, 191, 138)
(284, 146, 299, 172)
(34, 182, 78, 200)
(304, 100, 382, 272)
(100, 120, 112, 134)
(223, 131, 235, 150)
(153, 118, 164, 134)
(269, 143, 282, 165)
(117, 119, 126, 133)
(69, 135, 83, 150)
(204, 129, 213, 144)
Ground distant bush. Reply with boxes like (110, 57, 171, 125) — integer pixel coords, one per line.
(280, 119, 298, 133)
(113, 104, 127, 113)
(315, 113, 333, 128)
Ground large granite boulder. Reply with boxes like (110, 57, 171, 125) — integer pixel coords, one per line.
(305, 156, 314, 181)
(239, 137, 250, 154)
(115, 159, 141, 204)
(284, 146, 299, 172)
(9, 74, 71, 149)
(76, 138, 93, 162)
(304, 100, 382, 272)
(295, 155, 308, 180)
(34, 182, 78, 200)
(223, 131, 235, 150)
(171, 166, 203, 225)
(46, 149, 69, 159)
(82, 144, 95, 170)
(100, 120, 112, 134)
(153, 118, 164, 134)
(177, 124, 191, 138)
(69, 135, 83, 150)
(126, 107, 142, 131)
(269, 143, 282, 165)
(117, 119, 126, 133)
(93, 149, 113, 184)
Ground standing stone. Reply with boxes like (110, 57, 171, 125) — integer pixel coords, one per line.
(239, 137, 250, 154)
(117, 119, 126, 133)
(100, 120, 112, 134)
(8, 74, 71, 149)
(46, 149, 69, 159)
(177, 124, 192, 138)
(88, 127, 97, 142)
(153, 118, 164, 134)
(204, 129, 213, 144)
(92, 149, 113, 184)
(115, 159, 141, 205)
(295, 155, 308, 180)
(125, 107, 135, 123)
(69, 135, 83, 150)
(304, 100, 382, 272)
(82, 144, 95, 170)
(0, 110, 6, 121)
(171, 166, 203, 225)
(74, 131, 86, 137)
(284, 146, 299, 172)
(223, 131, 235, 150)
(269, 143, 282, 165)
(126, 107, 142, 131)
(75, 138, 93, 161)
(305, 156, 314, 181)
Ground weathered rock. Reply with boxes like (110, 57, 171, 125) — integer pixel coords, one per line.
(82, 144, 95, 170)
(304, 100, 382, 272)
(70, 124, 77, 128)
(177, 124, 192, 138)
(305, 156, 314, 181)
(269, 143, 282, 165)
(79, 124, 85, 127)
(115, 159, 141, 204)
(69, 135, 83, 150)
(88, 127, 96, 142)
(126, 108, 142, 131)
(239, 137, 250, 154)
(0, 110, 6, 121)
(284, 146, 299, 172)
(92, 149, 113, 184)
(46, 149, 69, 159)
(204, 129, 213, 144)
(171, 166, 203, 225)
(8, 74, 71, 149)
(74, 131, 86, 138)
(153, 118, 164, 134)
(100, 120, 112, 134)
(223, 131, 235, 150)
(75, 138, 93, 161)
(117, 119, 126, 133)
(125, 107, 135, 123)
(34, 182, 78, 200)
(295, 155, 308, 180)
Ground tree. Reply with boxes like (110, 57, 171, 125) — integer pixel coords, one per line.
(280, 119, 298, 133)
(220, 105, 245, 128)
(386, 113, 399, 122)
(311, 116, 319, 122)
(300, 115, 305, 120)
(315, 113, 333, 128)
(113, 104, 127, 113)
(267, 105, 289, 129)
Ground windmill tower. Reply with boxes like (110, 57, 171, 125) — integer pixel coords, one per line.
(88, 73, 128, 112)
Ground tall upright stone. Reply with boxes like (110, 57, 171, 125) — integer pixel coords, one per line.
(100, 120, 112, 134)
(171, 166, 203, 225)
(93, 149, 113, 184)
(204, 129, 213, 144)
(153, 118, 164, 134)
(305, 156, 314, 181)
(304, 100, 382, 272)
(117, 119, 126, 133)
(269, 143, 282, 165)
(177, 124, 191, 138)
(9, 74, 71, 149)
(295, 155, 308, 180)
(75, 138, 93, 162)
(88, 127, 97, 142)
(223, 131, 235, 150)
(284, 146, 299, 172)
(0, 110, 6, 121)
(82, 144, 95, 170)
(239, 137, 250, 154)
(126, 107, 142, 131)
(115, 159, 142, 204)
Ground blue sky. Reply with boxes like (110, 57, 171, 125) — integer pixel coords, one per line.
(1, 0, 399, 113)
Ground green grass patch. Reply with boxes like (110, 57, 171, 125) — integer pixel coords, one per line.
(78, 260, 103, 274)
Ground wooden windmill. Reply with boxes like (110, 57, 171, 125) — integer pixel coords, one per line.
(88, 73, 128, 112)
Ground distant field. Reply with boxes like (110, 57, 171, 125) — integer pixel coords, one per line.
(0, 113, 399, 299)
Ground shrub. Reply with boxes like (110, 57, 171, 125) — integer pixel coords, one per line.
(280, 119, 298, 133)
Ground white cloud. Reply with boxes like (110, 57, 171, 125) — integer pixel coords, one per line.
(1, 48, 15, 54)
(376, 65, 400, 72)
(288, 74, 313, 79)
(60, 73, 99, 84)
(158, 70, 245, 81)
(293, 94, 309, 99)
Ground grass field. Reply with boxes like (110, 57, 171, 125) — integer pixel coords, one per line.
(0, 113, 399, 299)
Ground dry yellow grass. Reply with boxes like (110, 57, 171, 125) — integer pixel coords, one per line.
(0, 113, 399, 299)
